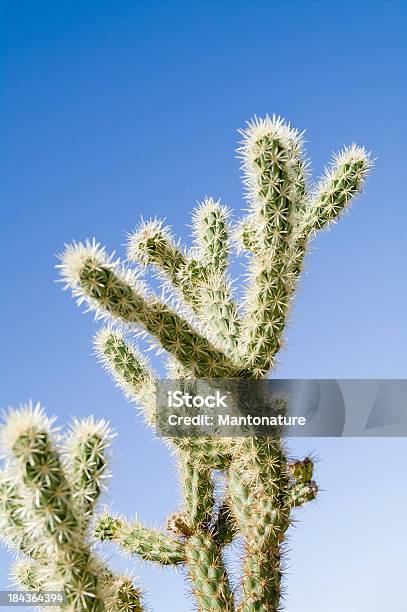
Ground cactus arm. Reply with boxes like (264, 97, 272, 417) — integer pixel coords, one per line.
(178, 453, 215, 531)
(191, 199, 241, 353)
(235, 119, 309, 256)
(59, 243, 247, 378)
(233, 152, 308, 256)
(7, 410, 81, 545)
(0, 467, 67, 565)
(94, 327, 157, 426)
(238, 116, 301, 251)
(237, 116, 306, 375)
(95, 514, 186, 565)
(63, 417, 113, 521)
(192, 198, 230, 273)
(228, 437, 291, 611)
(185, 531, 234, 611)
(182, 453, 235, 610)
(307, 145, 372, 232)
(198, 272, 241, 354)
(288, 145, 372, 284)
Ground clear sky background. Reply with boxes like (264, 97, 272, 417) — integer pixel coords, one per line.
(1, 1, 406, 611)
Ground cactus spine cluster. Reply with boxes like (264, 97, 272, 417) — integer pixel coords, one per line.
(1, 115, 371, 610)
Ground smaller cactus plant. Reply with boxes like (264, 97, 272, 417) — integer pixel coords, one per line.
(0, 402, 143, 611)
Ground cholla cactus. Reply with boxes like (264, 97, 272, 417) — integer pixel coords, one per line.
(1, 115, 371, 611)
(0, 402, 143, 611)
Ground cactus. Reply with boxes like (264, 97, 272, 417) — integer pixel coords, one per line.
(1, 115, 371, 610)
(0, 402, 144, 611)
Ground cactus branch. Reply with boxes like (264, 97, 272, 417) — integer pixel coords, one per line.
(179, 454, 215, 531)
(228, 437, 291, 610)
(237, 116, 306, 375)
(95, 514, 186, 565)
(185, 531, 234, 611)
(95, 327, 157, 426)
(63, 416, 113, 520)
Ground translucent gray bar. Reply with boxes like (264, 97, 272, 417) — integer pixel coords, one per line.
(155, 379, 407, 437)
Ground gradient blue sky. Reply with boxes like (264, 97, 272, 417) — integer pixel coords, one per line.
(1, 1, 406, 610)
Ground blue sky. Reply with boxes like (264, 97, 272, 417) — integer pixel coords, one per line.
(1, 1, 406, 610)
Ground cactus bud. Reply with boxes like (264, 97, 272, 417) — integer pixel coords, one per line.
(289, 457, 314, 483)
